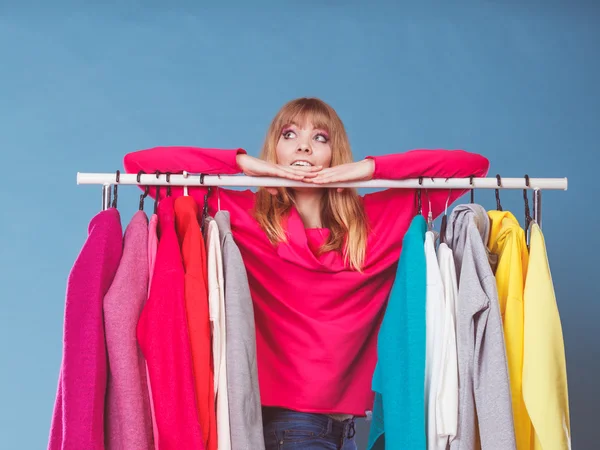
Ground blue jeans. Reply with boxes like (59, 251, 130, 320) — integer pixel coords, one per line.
(262, 407, 357, 449)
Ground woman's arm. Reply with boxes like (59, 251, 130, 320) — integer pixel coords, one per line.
(123, 146, 320, 199)
(308, 148, 489, 220)
(365, 148, 489, 219)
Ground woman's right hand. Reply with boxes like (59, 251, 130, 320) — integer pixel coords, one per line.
(236, 154, 322, 195)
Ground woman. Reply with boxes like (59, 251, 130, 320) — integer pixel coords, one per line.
(124, 97, 489, 449)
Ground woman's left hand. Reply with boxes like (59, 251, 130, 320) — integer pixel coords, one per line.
(305, 159, 375, 192)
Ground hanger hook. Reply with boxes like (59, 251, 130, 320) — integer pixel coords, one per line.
(154, 171, 161, 214)
(495, 174, 503, 211)
(165, 172, 172, 197)
(111, 170, 120, 208)
(416, 176, 423, 215)
(523, 174, 532, 231)
(469, 175, 475, 203)
(137, 171, 149, 210)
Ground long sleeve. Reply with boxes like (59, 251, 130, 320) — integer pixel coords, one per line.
(123, 146, 247, 200)
(364, 149, 490, 221)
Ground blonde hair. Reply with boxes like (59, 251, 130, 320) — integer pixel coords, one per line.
(254, 97, 369, 271)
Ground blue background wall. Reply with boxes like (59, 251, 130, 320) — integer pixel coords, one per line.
(1, 2, 597, 448)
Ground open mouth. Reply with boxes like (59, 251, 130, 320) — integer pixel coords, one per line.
(291, 160, 313, 167)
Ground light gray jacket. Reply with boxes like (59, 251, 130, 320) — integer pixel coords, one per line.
(446, 204, 516, 450)
(215, 211, 265, 450)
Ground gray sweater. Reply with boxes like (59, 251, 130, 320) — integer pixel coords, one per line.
(446, 204, 516, 450)
(215, 211, 265, 450)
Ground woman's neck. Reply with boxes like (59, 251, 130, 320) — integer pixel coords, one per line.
(292, 189, 324, 229)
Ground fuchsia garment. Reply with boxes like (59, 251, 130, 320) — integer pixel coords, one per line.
(103, 210, 154, 449)
(48, 208, 123, 450)
(124, 146, 489, 416)
(136, 197, 204, 449)
(146, 213, 160, 449)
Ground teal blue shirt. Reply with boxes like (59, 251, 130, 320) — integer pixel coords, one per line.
(368, 215, 427, 450)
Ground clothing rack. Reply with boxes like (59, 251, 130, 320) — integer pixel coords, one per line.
(76, 172, 568, 229)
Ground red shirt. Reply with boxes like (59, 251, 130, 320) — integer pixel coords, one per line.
(174, 196, 217, 450)
(125, 147, 489, 416)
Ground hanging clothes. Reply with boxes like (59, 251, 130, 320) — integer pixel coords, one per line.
(522, 223, 571, 449)
(146, 212, 159, 450)
(205, 217, 231, 450)
(425, 230, 444, 450)
(123, 146, 489, 417)
(103, 210, 154, 450)
(425, 231, 457, 450)
(445, 204, 516, 450)
(48, 208, 123, 450)
(436, 241, 459, 444)
(487, 210, 531, 450)
(367, 215, 427, 450)
(215, 210, 265, 450)
(174, 196, 217, 450)
(136, 196, 204, 450)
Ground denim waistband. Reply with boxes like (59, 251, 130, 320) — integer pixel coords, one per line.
(262, 407, 356, 439)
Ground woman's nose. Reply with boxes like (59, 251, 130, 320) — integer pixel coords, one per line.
(297, 142, 312, 154)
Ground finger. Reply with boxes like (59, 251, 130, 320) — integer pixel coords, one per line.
(266, 187, 278, 195)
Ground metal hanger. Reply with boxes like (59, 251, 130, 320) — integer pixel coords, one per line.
(153, 171, 161, 214)
(470, 175, 475, 203)
(523, 174, 533, 236)
(111, 170, 120, 208)
(200, 174, 211, 233)
(165, 172, 172, 197)
(416, 176, 423, 216)
(439, 189, 452, 244)
(495, 174, 503, 211)
(137, 171, 150, 211)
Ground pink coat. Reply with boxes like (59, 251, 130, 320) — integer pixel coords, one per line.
(48, 208, 123, 449)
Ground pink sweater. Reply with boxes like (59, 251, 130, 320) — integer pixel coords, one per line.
(103, 210, 154, 449)
(124, 146, 489, 415)
(136, 197, 204, 449)
(48, 208, 123, 449)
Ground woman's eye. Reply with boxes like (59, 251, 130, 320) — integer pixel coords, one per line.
(314, 133, 329, 143)
(283, 130, 296, 139)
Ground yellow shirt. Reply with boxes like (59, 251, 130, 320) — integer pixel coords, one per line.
(522, 223, 571, 449)
(487, 210, 531, 449)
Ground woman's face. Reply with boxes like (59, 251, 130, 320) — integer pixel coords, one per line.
(275, 121, 332, 169)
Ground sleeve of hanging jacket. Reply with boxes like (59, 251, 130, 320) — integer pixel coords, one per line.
(363, 149, 489, 222)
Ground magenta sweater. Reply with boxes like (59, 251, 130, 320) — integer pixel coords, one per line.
(48, 208, 123, 449)
(124, 147, 489, 416)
